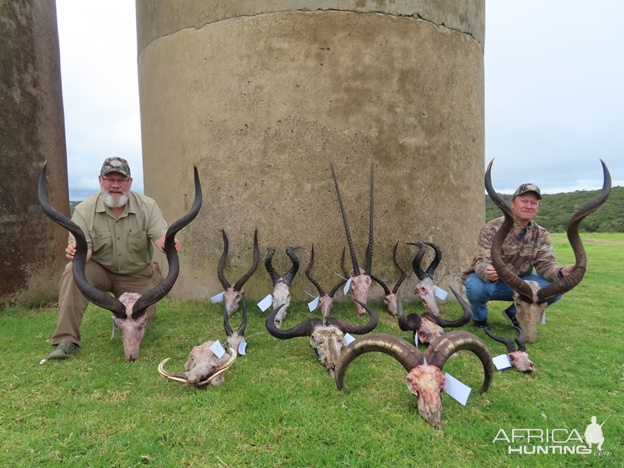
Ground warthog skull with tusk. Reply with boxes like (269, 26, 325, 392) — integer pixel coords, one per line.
(158, 298, 247, 387)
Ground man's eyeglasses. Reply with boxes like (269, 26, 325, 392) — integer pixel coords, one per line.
(101, 177, 130, 185)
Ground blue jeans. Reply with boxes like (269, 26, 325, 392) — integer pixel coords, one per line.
(464, 273, 562, 322)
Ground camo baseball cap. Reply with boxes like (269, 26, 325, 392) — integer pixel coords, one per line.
(513, 183, 541, 199)
(100, 157, 131, 178)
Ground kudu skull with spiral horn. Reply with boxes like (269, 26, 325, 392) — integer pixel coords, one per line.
(335, 331, 493, 430)
(486, 159, 611, 342)
(38, 163, 202, 361)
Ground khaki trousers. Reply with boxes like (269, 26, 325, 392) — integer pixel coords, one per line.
(52, 261, 157, 346)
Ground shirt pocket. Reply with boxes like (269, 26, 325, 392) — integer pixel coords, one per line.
(129, 230, 149, 251)
(92, 231, 112, 253)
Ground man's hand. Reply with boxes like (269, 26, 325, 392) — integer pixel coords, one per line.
(154, 235, 181, 253)
(485, 265, 499, 282)
(561, 264, 575, 277)
(65, 241, 91, 262)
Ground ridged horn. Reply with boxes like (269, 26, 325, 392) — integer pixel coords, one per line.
(396, 291, 422, 332)
(233, 230, 260, 292)
(424, 331, 494, 394)
(331, 163, 360, 276)
(132, 166, 202, 318)
(483, 327, 516, 353)
(408, 242, 428, 281)
(424, 287, 471, 328)
(335, 333, 424, 390)
(283, 246, 301, 286)
(364, 164, 374, 275)
(264, 247, 281, 285)
(38, 162, 127, 319)
(224, 296, 247, 338)
(265, 304, 321, 339)
(328, 300, 378, 335)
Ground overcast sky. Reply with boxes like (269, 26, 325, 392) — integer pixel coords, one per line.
(56, 0, 623, 200)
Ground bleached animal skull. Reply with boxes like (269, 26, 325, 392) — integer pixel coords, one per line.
(335, 331, 493, 430)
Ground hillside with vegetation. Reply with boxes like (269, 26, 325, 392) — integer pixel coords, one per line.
(486, 186, 624, 232)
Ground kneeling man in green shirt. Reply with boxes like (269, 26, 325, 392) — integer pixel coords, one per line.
(48, 157, 180, 359)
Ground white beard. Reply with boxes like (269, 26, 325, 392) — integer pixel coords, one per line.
(101, 187, 129, 208)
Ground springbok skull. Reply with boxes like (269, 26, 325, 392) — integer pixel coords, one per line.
(486, 158, 611, 342)
(265, 246, 300, 328)
(331, 163, 375, 318)
(335, 331, 493, 430)
(305, 245, 348, 321)
(408, 242, 442, 316)
(266, 301, 378, 378)
(218, 230, 260, 318)
(158, 299, 246, 386)
(370, 242, 407, 317)
(396, 288, 472, 345)
(483, 325, 535, 373)
(38, 163, 202, 361)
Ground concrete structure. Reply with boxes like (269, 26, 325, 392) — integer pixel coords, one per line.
(0, 0, 69, 309)
(137, 1, 485, 302)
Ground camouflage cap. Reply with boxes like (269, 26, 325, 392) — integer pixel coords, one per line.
(513, 183, 541, 199)
(101, 157, 131, 178)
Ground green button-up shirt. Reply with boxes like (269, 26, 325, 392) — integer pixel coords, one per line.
(69, 191, 168, 275)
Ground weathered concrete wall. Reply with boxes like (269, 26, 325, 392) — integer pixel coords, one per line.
(0, 0, 69, 309)
(137, 1, 485, 303)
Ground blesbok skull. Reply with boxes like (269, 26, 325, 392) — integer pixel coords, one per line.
(158, 298, 247, 387)
(370, 242, 407, 317)
(305, 245, 348, 321)
(408, 242, 442, 317)
(396, 288, 472, 345)
(265, 246, 300, 328)
(39, 163, 202, 361)
(218, 230, 260, 318)
(266, 301, 378, 378)
(331, 163, 375, 318)
(486, 158, 611, 342)
(483, 325, 535, 373)
(335, 331, 493, 430)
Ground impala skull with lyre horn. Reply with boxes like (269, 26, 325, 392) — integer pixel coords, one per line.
(485, 158, 611, 342)
(369, 242, 407, 317)
(305, 245, 349, 321)
(218, 230, 260, 318)
(408, 242, 443, 316)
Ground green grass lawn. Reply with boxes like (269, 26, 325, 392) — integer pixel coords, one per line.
(1, 234, 622, 467)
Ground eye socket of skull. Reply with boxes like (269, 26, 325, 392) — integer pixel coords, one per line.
(508, 354, 516, 364)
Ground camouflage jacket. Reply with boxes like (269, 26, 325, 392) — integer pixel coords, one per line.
(461, 217, 562, 284)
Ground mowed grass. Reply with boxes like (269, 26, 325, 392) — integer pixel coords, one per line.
(1, 234, 622, 467)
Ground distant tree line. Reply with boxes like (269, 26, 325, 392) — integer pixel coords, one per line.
(486, 186, 624, 233)
(70, 187, 623, 233)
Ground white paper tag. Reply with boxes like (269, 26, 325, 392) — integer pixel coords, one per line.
(211, 292, 225, 303)
(110, 317, 115, 340)
(444, 373, 472, 406)
(344, 333, 356, 346)
(540, 311, 546, 325)
(210, 340, 226, 359)
(39, 359, 46, 365)
(308, 296, 320, 312)
(433, 286, 448, 301)
(238, 337, 247, 356)
(493, 354, 512, 370)
(258, 294, 273, 312)
(343, 278, 352, 295)
(414, 333, 419, 347)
